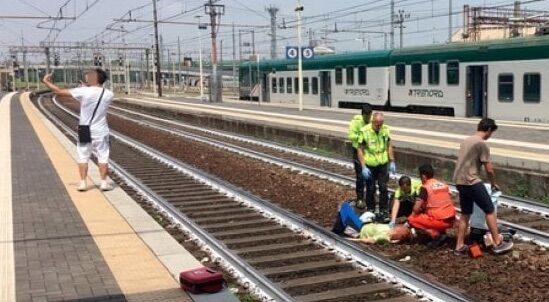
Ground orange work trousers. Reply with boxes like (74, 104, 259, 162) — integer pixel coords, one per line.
(408, 213, 454, 239)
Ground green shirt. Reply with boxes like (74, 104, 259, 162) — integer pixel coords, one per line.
(394, 179, 422, 201)
(360, 223, 391, 243)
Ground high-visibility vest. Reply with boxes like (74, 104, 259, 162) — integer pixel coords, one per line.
(422, 178, 456, 220)
(360, 124, 390, 167)
(347, 115, 366, 149)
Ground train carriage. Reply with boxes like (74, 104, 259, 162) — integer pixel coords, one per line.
(389, 36, 549, 121)
(240, 35, 549, 122)
(240, 50, 391, 108)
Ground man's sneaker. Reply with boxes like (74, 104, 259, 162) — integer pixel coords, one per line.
(100, 181, 113, 191)
(355, 199, 366, 209)
(77, 181, 87, 192)
(375, 211, 391, 223)
(493, 240, 514, 254)
(427, 233, 447, 249)
(453, 245, 469, 256)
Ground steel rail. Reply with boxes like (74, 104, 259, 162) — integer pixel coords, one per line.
(37, 96, 295, 302)
(110, 104, 549, 217)
(43, 96, 473, 302)
(58, 98, 549, 246)
(56, 98, 549, 246)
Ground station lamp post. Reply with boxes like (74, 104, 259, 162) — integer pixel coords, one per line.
(296, 0, 304, 111)
(195, 15, 206, 102)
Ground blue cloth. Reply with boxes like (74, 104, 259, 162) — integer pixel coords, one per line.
(339, 202, 364, 232)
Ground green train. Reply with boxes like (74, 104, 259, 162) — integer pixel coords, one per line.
(240, 36, 549, 122)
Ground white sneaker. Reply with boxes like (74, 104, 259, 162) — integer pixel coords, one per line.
(100, 181, 113, 191)
(77, 181, 87, 192)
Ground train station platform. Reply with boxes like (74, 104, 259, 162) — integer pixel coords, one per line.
(120, 94, 549, 172)
(0, 92, 235, 302)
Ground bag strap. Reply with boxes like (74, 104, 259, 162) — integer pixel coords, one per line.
(87, 88, 105, 126)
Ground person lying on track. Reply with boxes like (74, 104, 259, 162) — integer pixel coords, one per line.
(332, 201, 412, 244)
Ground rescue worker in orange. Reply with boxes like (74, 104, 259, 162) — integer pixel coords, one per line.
(407, 163, 456, 248)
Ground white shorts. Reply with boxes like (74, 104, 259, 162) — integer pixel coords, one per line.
(77, 135, 110, 164)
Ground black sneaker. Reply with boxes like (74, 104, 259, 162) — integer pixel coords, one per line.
(355, 199, 366, 209)
(453, 245, 469, 256)
(427, 233, 447, 249)
(375, 211, 391, 223)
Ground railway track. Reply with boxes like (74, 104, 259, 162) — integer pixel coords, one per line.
(37, 96, 474, 302)
(102, 101, 549, 246)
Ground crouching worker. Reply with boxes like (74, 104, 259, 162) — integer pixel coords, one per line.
(389, 176, 422, 227)
(332, 201, 412, 244)
(407, 164, 456, 248)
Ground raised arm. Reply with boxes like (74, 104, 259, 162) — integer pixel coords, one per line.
(42, 73, 73, 98)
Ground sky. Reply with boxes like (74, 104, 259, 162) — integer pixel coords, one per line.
(0, 0, 548, 63)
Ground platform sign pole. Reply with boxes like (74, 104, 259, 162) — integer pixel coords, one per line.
(296, 0, 304, 112)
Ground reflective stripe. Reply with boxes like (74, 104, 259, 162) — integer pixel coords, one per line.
(361, 124, 390, 167)
(422, 178, 455, 220)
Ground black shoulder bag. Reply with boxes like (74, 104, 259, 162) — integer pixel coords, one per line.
(78, 88, 105, 144)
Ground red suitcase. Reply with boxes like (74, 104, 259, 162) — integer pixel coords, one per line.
(179, 267, 224, 294)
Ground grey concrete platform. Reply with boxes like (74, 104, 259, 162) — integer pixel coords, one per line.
(11, 94, 125, 302)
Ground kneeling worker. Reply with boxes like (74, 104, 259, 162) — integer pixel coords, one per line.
(407, 164, 456, 248)
(332, 202, 411, 244)
(389, 176, 422, 227)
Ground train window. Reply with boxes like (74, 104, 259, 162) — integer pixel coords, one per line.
(411, 62, 422, 85)
(279, 78, 284, 93)
(303, 77, 310, 94)
(447, 61, 459, 85)
(287, 77, 293, 94)
(396, 63, 405, 85)
(272, 78, 277, 93)
(428, 61, 440, 85)
(346, 66, 354, 85)
(358, 66, 367, 85)
(498, 74, 514, 102)
(523, 73, 541, 103)
(312, 77, 319, 95)
(335, 67, 343, 85)
(294, 77, 299, 93)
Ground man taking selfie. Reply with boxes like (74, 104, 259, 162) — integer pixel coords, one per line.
(42, 68, 114, 192)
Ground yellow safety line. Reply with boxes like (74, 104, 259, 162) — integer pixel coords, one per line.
(20, 94, 188, 301)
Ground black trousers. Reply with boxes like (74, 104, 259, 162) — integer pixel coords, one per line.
(389, 194, 414, 219)
(352, 148, 365, 201)
(365, 163, 389, 212)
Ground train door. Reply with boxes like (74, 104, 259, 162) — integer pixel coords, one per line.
(320, 71, 332, 107)
(261, 73, 270, 102)
(466, 65, 488, 117)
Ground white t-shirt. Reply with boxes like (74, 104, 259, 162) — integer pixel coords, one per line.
(70, 86, 114, 138)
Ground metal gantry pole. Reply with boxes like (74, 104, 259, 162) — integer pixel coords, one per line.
(448, 0, 453, 42)
(152, 0, 162, 97)
(256, 53, 260, 106)
(296, 0, 304, 111)
(178, 36, 182, 86)
(390, 0, 395, 49)
(151, 46, 157, 96)
(196, 16, 205, 102)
